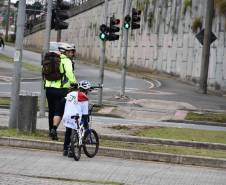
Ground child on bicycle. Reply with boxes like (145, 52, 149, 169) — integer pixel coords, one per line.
(62, 80, 91, 157)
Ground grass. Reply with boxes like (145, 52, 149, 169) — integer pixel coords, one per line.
(101, 140, 226, 159)
(192, 17, 202, 33)
(0, 128, 49, 141)
(111, 125, 226, 144)
(1, 128, 226, 159)
(0, 97, 48, 110)
(0, 53, 41, 72)
(0, 53, 12, 63)
(23, 62, 41, 72)
(186, 112, 226, 123)
(24, 174, 124, 185)
(111, 125, 131, 130)
(0, 97, 10, 106)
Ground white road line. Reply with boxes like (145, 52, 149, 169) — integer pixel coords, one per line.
(144, 79, 155, 89)
(0, 81, 40, 85)
(126, 90, 175, 95)
(154, 79, 162, 87)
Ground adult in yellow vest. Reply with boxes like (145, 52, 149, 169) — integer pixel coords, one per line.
(45, 44, 77, 140)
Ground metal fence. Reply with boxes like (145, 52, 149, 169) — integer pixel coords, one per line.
(24, 0, 93, 34)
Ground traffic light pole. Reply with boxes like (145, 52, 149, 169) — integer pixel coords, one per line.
(57, 30, 61, 42)
(39, 0, 53, 117)
(199, 0, 214, 94)
(5, 0, 11, 41)
(9, 0, 26, 128)
(98, 0, 109, 106)
(120, 0, 131, 97)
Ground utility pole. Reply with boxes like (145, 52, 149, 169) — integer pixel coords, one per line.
(98, 0, 109, 106)
(57, 30, 61, 42)
(119, 0, 127, 61)
(39, 0, 53, 117)
(5, 0, 11, 42)
(120, 0, 131, 96)
(199, 0, 214, 94)
(9, 0, 26, 128)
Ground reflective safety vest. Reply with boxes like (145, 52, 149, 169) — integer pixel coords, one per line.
(45, 54, 77, 88)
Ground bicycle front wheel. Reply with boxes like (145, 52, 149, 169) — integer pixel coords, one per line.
(83, 129, 99, 158)
(70, 129, 81, 161)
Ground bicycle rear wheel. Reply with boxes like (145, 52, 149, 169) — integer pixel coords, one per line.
(70, 129, 81, 161)
(83, 129, 99, 158)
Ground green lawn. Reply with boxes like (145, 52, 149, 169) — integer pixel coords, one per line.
(186, 112, 226, 123)
(1, 128, 226, 159)
(110, 125, 226, 144)
(101, 140, 226, 159)
(0, 53, 41, 72)
(0, 97, 10, 106)
(0, 97, 48, 110)
(0, 128, 49, 141)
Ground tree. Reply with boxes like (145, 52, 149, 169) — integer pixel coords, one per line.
(32, 1, 43, 18)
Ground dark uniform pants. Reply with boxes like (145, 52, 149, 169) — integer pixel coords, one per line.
(46, 87, 68, 132)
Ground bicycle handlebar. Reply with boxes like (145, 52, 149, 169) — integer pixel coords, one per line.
(90, 84, 103, 90)
(69, 83, 103, 92)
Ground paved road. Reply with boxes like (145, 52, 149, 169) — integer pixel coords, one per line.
(1, 146, 226, 185)
(0, 45, 152, 98)
(1, 45, 226, 111)
(0, 108, 226, 132)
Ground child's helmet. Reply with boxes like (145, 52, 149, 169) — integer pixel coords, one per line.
(78, 80, 91, 90)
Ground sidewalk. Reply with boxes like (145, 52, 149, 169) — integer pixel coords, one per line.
(1, 110, 226, 169)
(1, 47, 226, 169)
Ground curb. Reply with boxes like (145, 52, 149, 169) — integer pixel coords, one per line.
(2, 126, 224, 150)
(1, 137, 226, 169)
(101, 134, 226, 150)
(166, 119, 226, 127)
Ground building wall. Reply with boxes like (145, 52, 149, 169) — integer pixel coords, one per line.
(24, 0, 226, 91)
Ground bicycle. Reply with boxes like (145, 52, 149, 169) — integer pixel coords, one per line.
(69, 85, 102, 161)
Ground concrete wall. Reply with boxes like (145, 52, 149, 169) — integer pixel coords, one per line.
(24, 0, 226, 91)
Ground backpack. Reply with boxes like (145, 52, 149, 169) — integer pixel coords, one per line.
(42, 52, 62, 81)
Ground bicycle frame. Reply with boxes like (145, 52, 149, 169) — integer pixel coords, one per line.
(69, 84, 102, 160)
(74, 118, 85, 146)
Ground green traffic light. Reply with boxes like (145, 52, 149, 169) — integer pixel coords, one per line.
(99, 32, 107, 41)
(124, 22, 130, 29)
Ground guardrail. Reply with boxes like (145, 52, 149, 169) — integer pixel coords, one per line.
(24, 0, 105, 36)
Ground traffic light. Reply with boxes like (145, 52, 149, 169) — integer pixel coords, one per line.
(108, 16, 120, 41)
(99, 24, 109, 41)
(131, 8, 141, 30)
(52, 0, 70, 30)
(123, 15, 131, 29)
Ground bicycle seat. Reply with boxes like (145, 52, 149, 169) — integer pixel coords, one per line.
(71, 114, 80, 120)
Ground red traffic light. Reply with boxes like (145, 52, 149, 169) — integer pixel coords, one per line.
(111, 18, 120, 25)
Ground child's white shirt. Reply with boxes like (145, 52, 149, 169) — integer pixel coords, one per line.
(62, 91, 88, 129)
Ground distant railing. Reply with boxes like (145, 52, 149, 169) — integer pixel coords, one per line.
(24, 0, 95, 35)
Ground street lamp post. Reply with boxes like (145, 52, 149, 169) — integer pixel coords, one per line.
(9, 0, 26, 128)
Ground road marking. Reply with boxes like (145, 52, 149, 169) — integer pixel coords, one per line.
(98, 87, 174, 95)
(144, 79, 162, 89)
(20, 90, 40, 95)
(126, 90, 175, 95)
(0, 81, 40, 85)
(0, 76, 12, 82)
(154, 79, 162, 87)
(144, 79, 155, 89)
